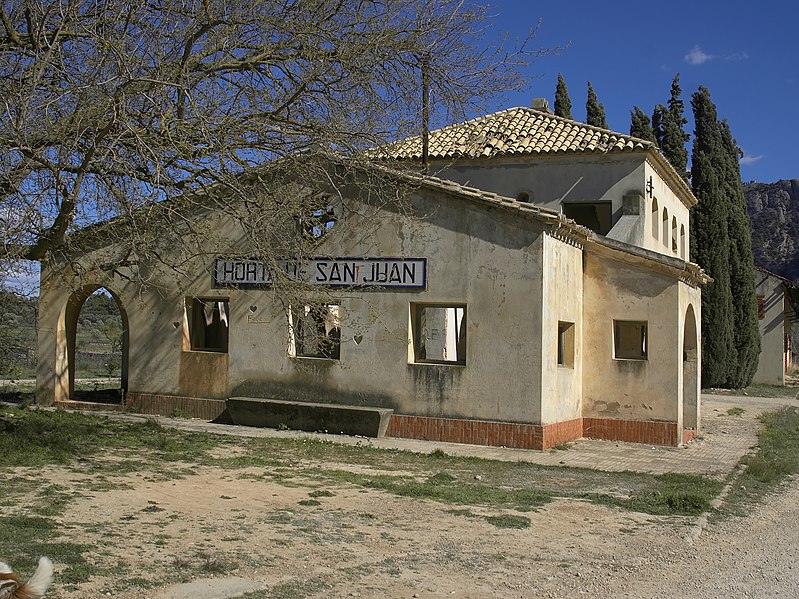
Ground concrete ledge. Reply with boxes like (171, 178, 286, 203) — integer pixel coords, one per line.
(54, 399, 124, 412)
(226, 397, 393, 438)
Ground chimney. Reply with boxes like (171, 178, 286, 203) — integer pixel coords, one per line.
(531, 98, 552, 113)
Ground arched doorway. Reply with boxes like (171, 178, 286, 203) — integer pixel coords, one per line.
(683, 305, 699, 431)
(63, 286, 129, 403)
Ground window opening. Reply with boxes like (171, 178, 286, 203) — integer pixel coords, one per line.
(188, 298, 229, 352)
(757, 295, 765, 320)
(680, 224, 686, 259)
(290, 303, 341, 359)
(562, 202, 612, 235)
(651, 198, 659, 240)
(516, 190, 532, 203)
(614, 320, 647, 360)
(412, 304, 467, 365)
(671, 217, 678, 253)
(300, 197, 336, 239)
(662, 207, 669, 247)
(557, 321, 575, 368)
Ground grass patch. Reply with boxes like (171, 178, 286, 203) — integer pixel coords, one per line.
(705, 384, 799, 399)
(727, 407, 745, 416)
(485, 514, 531, 529)
(723, 407, 799, 515)
(0, 407, 225, 469)
(587, 473, 721, 516)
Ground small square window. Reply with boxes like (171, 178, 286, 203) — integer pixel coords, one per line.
(188, 298, 229, 352)
(614, 320, 647, 360)
(411, 304, 467, 365)
(289, 303, 341, 359)
(557, 321, 574, 368)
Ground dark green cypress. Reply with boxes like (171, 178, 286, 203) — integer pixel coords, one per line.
(629, 106, 656, 142)
(554, 73, 573, 119)
(664, 75, 690, 180)
(690, 87, 736, 387)
(585, 82, 607, 128)
(720, 119, 760, 386)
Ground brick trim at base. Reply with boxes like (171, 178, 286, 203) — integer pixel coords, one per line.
(126, 392, 226, 421)
(583, 417, 679, 446)
(386, 414, 583, 450)
(388, 414, 685, 449)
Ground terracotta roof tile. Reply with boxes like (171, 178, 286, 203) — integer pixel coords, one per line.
(372, 106, 655, 160)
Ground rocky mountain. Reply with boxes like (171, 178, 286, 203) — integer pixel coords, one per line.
(744, 180, 799, 282)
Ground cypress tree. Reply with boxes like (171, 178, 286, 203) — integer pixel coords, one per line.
(585, 82, 607, 128)
(554, 73, 573, 119)
(664, 75, 690, 180)
(629, 107, 656, 142)
(720, 119, 760, 386)
(690, 87, 736, 387)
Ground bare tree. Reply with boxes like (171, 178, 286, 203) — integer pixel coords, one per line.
(0, 0, 546, 287)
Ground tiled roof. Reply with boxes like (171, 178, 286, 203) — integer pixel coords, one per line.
(372, 106, 655, 160)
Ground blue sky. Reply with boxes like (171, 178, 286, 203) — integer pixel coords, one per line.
(484, 0, 796, 184)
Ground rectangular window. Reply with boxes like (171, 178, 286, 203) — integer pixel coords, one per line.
(411, 304, 467, 365)
(614, 320, 647, 360)
(562, 202, 613, 236)
(188, 298, 229, 352)
(557, 321, 575, 368)
(289, 303, 341, 359)
(756, 294, 765, 319)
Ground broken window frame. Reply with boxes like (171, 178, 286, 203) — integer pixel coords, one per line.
(299, 195, 336, 239)
(187, 298, 230, 353)
(613, 320, 648, 361)
(411, 303, 467, 366)
(288, 303, 342, 360)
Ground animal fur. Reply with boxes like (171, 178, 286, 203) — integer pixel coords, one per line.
(0, 557, 53, 599)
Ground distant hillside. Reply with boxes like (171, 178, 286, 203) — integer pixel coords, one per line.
(744, 180, 799, 282)
(0, 291, 123, 377)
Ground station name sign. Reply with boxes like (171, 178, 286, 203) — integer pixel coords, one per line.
(214, 257, 427, 289)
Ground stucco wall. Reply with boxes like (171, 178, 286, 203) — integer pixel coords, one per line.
(429, 155, 691, 263)
(581, 250, 687, 423)
(38, 183, 558, 425)
(430, 155, 644, 216)
(643, 161, 691, 259)
(539, 233, 582, 424)
(753, 270, 788, 385)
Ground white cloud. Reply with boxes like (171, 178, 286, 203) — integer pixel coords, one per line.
(740, 153, 765, 166)
(685, 46, 713, 65)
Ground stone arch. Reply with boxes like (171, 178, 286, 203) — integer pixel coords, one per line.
(682, 304, 699, 432)
(57, 285, 129, 402)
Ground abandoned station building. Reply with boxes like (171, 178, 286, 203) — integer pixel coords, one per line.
(37, 102, 707, 449)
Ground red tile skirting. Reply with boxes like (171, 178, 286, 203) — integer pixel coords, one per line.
(682, 428, 698, 444)
(388, 414, 684, 449)
(583, 417, 679, 446)
(386, 415, 583, 450)
(126, 392, 226, 421)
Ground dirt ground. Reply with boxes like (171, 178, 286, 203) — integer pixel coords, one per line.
(8, 455, 795, 598)
(5, 392, 798, 599)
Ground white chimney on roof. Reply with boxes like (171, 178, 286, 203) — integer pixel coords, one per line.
(531, 98, 552, 113)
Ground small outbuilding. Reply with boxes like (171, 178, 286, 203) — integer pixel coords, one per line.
(753, 266, 797, 385)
